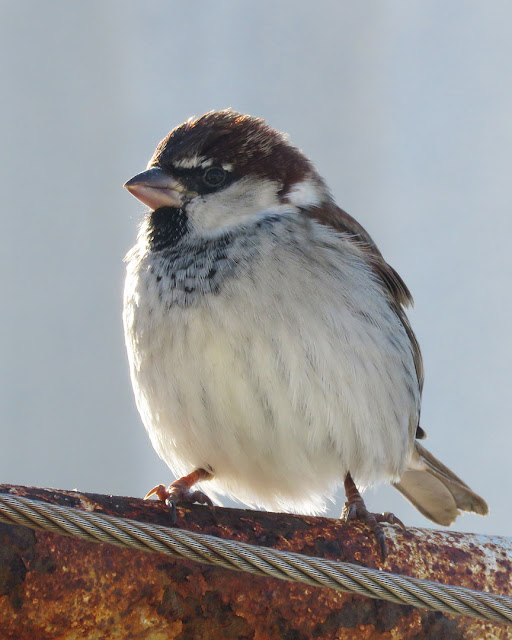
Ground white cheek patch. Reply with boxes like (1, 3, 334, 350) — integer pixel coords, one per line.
(187, 178, 282, 232)
(286, 179, 322, 208)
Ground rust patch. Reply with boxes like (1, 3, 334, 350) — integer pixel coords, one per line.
(0, 485, 510, 639)
(0, 522, 36, 612)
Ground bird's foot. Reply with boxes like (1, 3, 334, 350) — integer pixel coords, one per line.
(341, 473, 405, 561)
(144, 468, 214, 524)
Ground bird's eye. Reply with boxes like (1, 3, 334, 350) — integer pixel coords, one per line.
(203, 166, 226, 187)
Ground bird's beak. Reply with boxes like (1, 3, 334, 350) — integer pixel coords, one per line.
(124, 167, 188, 210)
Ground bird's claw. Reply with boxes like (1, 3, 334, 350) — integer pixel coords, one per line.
(144, 481, 214, 524)
(380, 511, 406, 530)
(144, 483, 169, 502)
(341, 501, 405, 561)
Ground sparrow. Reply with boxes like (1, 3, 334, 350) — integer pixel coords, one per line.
(123, 110, 488, 559)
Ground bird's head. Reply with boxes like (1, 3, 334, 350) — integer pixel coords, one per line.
(125, 110, 329, 244)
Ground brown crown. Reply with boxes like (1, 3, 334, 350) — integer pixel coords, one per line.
(149, 110, 320, 200)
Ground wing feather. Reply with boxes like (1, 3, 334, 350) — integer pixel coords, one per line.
(304, 201, 424, 393)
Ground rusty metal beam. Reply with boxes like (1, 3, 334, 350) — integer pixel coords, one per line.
(0, 484, 510, 639)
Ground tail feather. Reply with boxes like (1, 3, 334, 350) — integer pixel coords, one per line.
(393, 442, 489, 526)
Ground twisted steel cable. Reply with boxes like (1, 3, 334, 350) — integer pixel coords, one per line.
(0, 492, 510, 625)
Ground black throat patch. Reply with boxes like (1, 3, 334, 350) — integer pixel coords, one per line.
(146, 207, 189, 250)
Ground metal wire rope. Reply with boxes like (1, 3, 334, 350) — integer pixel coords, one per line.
(0, 492, 510, 626)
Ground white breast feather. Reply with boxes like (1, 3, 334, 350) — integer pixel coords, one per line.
(124, 213, 420, 514)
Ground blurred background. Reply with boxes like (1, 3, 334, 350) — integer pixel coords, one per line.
(1, 1, 511, 536)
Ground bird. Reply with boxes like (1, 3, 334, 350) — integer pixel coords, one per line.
(123, 109, 488, 559)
